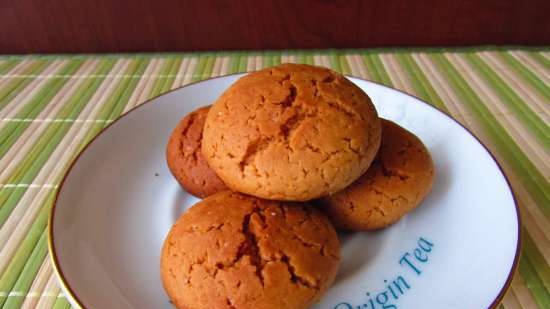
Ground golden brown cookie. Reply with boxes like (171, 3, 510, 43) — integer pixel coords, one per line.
(319, 119, 435, 230)
(202, 63, 381, 201)
(166, 106, 228, 198)
(161, 191, 340, 309)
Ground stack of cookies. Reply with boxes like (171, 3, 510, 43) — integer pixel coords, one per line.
(162, 64, 435, 309)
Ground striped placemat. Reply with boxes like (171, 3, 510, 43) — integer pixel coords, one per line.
(0, 48, 548, 309)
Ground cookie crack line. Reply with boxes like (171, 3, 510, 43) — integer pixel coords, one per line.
(219, 204, 325, 291)
(239, 207, 266, 287)
(205, 207, 267, 286)
(371, 187, 410, 204)
(278, 83, 297, 108)
(280, 253, 319, 290)
(379, 159, 411, 181)
(324, 99, 362, 121)
(289, 233, 338, 261)
(177, 111, 199, 158)
(226, 298, 237, 309)
(181, 222, 225, 235)
(280, 111, 305, 140)
(238, 137, 274, 173)
(342, 138, 361, 156)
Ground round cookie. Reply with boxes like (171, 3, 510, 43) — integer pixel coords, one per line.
(202, 63, 381, 201)
(166, 106, 228, 198)
(161, 191, 340, 309)
(319, 119, 435, 230)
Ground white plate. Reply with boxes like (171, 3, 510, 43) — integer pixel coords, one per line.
(49, 75, 520, 309)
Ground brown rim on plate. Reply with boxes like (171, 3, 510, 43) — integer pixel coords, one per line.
(47, 73, 522, 309)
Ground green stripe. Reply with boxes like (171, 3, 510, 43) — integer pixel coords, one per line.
(272, 51, 282, 66)
(296, 52, 307, 64)
(394, 53, 448, 112)
(0, 60, 19, 75)
(529, 52, 550, 69)
(0, 195, 51, 307)
(148, 58, 178, 98)
(463, 53, 549, 149)
(263, 52, 273, 68)
(52, 297, 72, 309)
(519, 251, 550, 308)
(76, 58, 150, 153)
(103, 61, 151, 130)
(498, 52, 550, 101)
(0, 60, 85, 151)
(202, 55, 216, 80)
(148, 59, 172, 98)
(360, 54, 377, 79)
(305, 54, 314, 65)
(0, 60, 116, 226)
(329, 54, 343, 72)
(161, 58, 182, 92)
(0, 60, 115, 160)
(339, 54, 351, 75)
(0, 60, 113, 157)
(0, 61, 52, 111)
(430, 54, 550, 215)
(361, 53, 393, 86)
(229, 53, 240, 74)
(0, 230, 48, 309)
(237, 55, 248, 72)
(189, 56, 207, 83)
(522, 229, 550, 292)
(264, 52, 275, 68)
(192, 55, 208, 82)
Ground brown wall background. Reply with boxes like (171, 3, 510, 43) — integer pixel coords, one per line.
(0, 0, 548, 54)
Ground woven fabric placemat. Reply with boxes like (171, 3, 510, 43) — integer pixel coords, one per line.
(0, 48, 548, 309)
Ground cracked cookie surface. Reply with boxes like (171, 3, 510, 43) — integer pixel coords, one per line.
(161, 191, 340, 309)
(202, 63, 381, 201)
(319, 119, 435, 230)
(167, 106, 228, 198)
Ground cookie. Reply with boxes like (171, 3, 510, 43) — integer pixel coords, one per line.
(166, 106, 228, 198)
(202, 63, 381, 201)
(319, 119, 435, 230)
(161, 191, 340, 309)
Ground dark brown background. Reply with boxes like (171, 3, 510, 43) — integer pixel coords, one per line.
(1, 0, 548, 54)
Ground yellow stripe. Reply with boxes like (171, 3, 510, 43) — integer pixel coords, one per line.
(124, 58, 163, 111)
(220, 56, 231, 76)
(509, 51, 550, 83)
(447, 53, 550, 174)
(0, 61, 67, 120)
(413, 55, 550, 272)
(480, 52, 549, 117)
(0, 60, 36, 83)
(313, 55, 324, 66)
(210, 56, 223, 77)
(501, 286, 525, 309)
(0, 60, 100, 182)
(182, 56, 199, 85)
(411, 54, 469, 126)
(0, 60, 130, 270)
(33, 273, 61, 309)
(345, 55, 369, 79)
(378, 53, 415, 94)
(19, 258, 52, 308)
(123, 58, 159, 113)
(171, 57, 190, 88)
(511, 272, 541, 308)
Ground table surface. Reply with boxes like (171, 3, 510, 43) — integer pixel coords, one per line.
(0, 48, 547, 309)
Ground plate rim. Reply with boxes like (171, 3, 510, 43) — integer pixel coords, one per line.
(47, 73, 521, 309)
